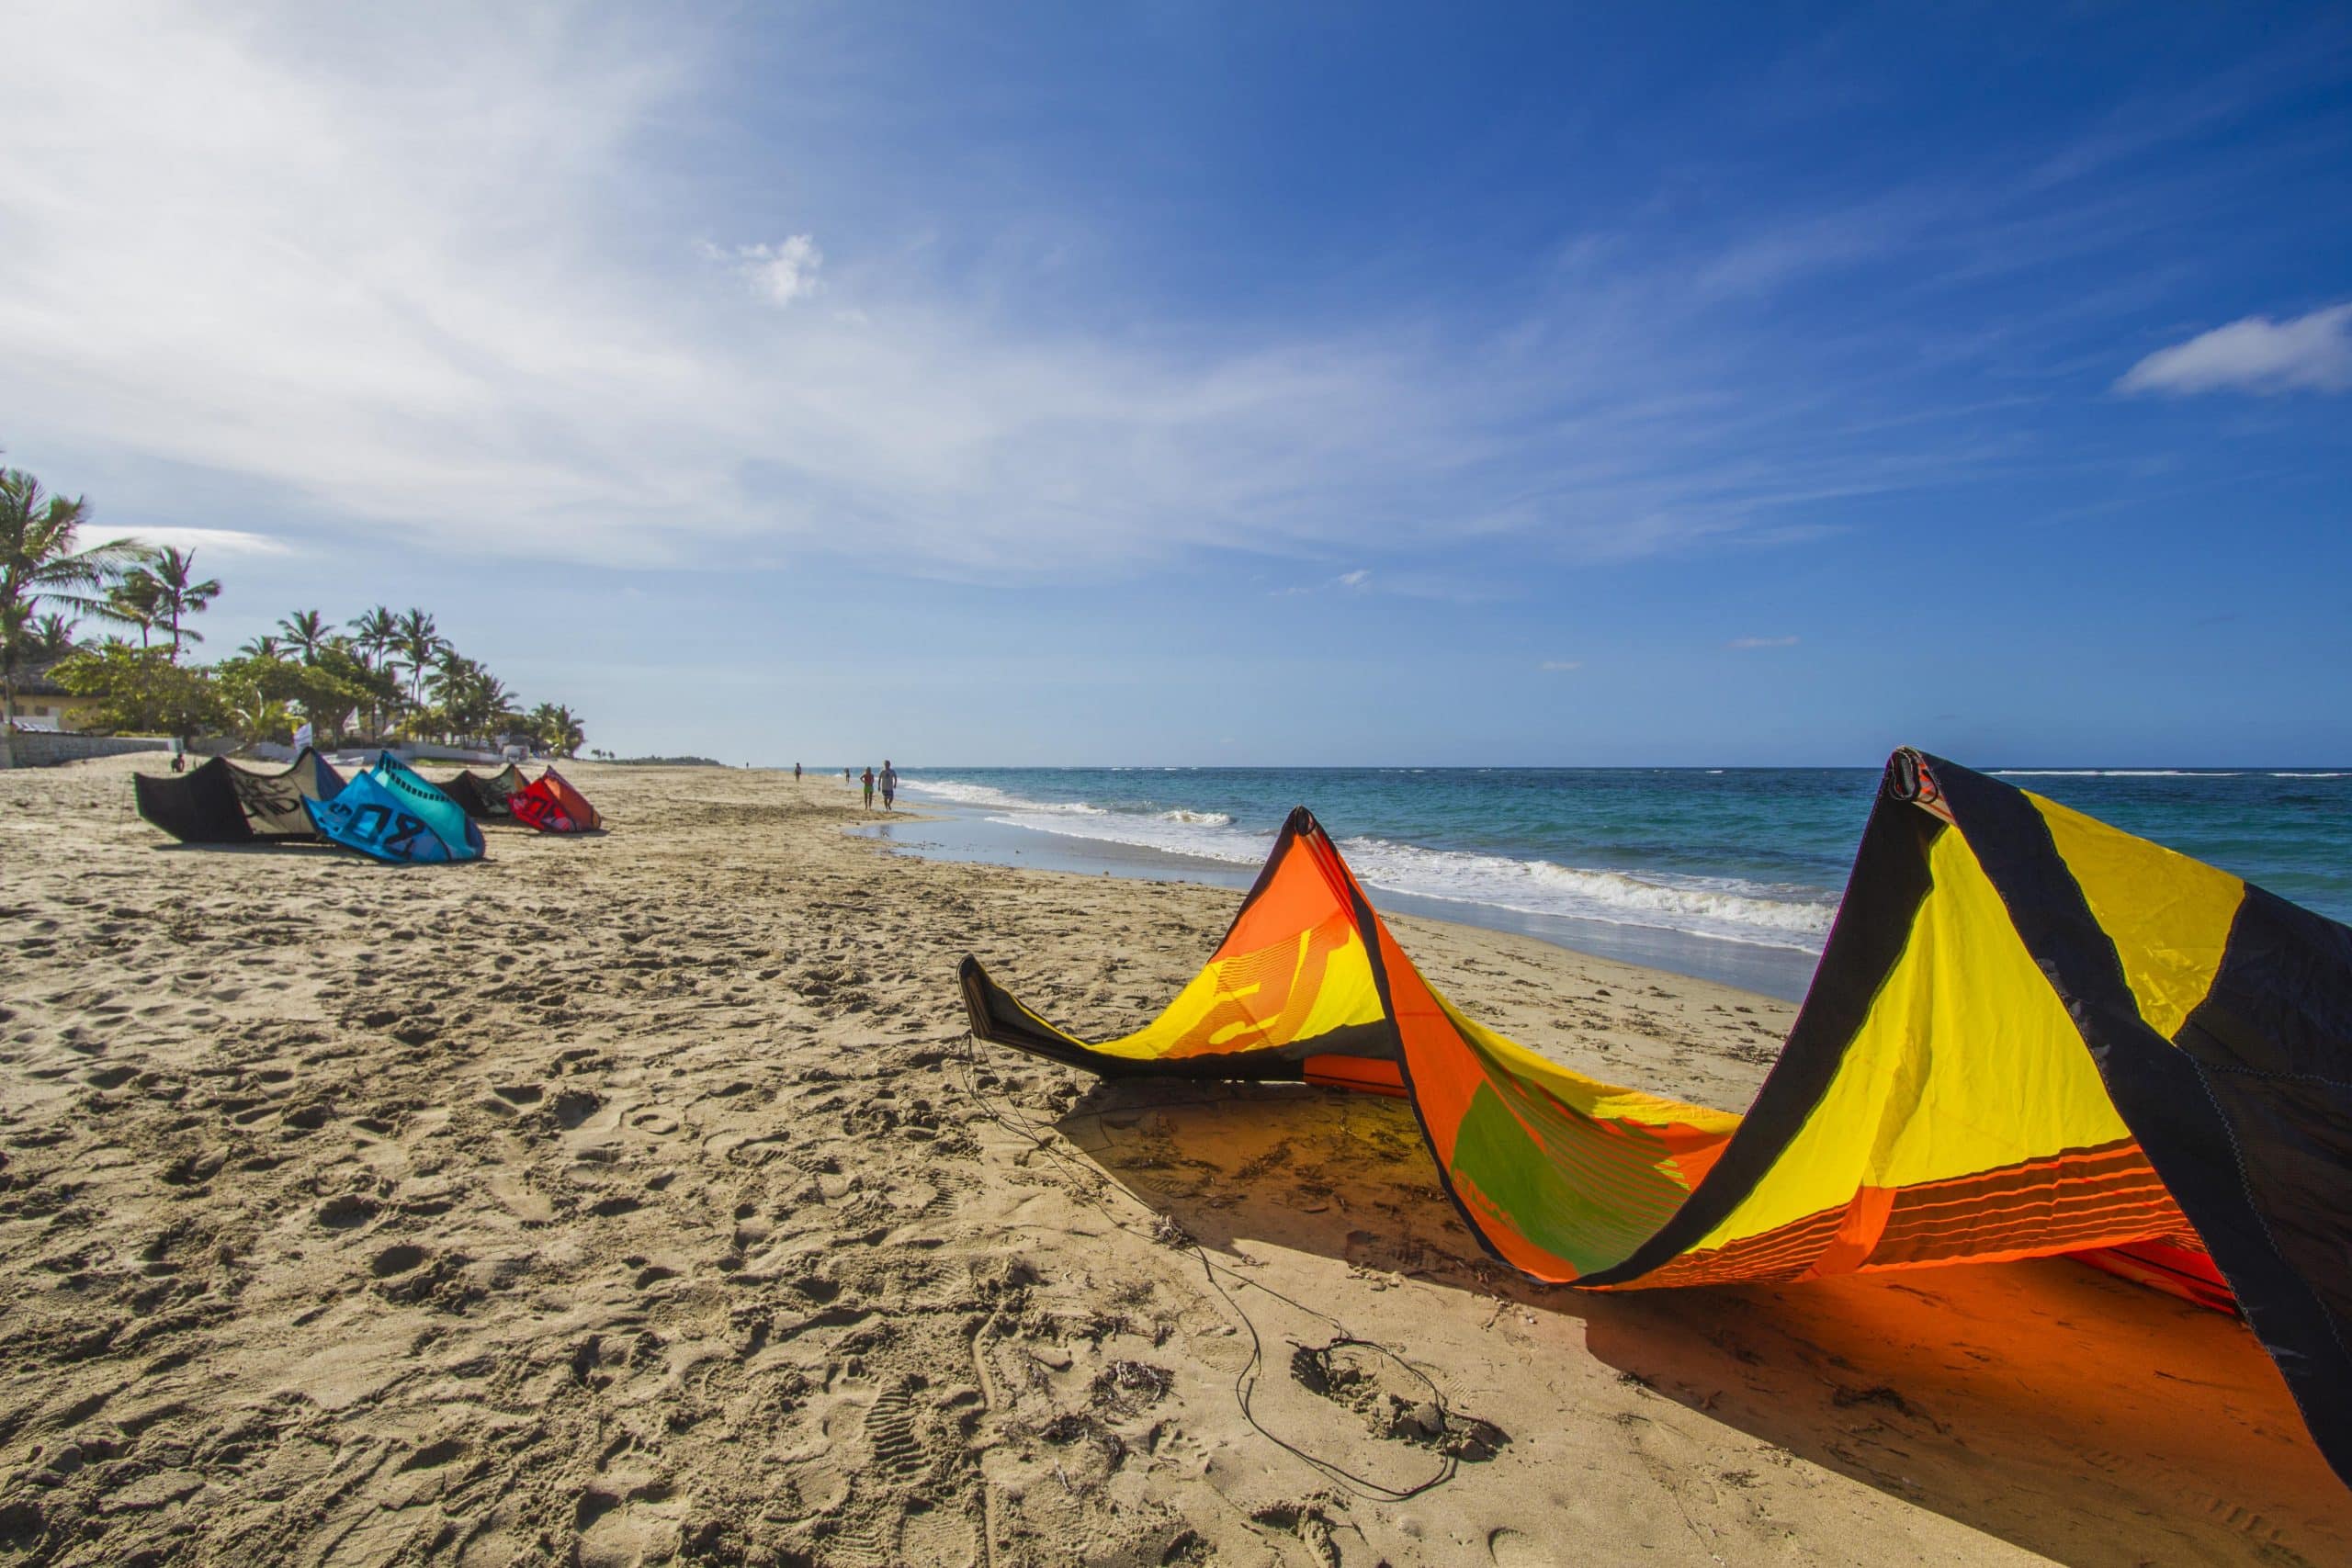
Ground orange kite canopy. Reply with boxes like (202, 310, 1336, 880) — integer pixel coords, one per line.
(507, 766, 603, 833)
(958, 750, 2352, 1486)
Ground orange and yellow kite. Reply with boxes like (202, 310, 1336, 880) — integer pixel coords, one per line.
(960, 750, 2352, 1484)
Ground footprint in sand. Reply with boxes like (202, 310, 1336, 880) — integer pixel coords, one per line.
(1487, 1527, 1556, 1566)
(370, 1243, 427, 1278)
(315, 1194, 379, 1230)
(898, 1499, 979, 1567)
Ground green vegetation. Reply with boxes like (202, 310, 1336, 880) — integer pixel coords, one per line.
(1, 453, 590, 755)
(1, 463, 142, 727)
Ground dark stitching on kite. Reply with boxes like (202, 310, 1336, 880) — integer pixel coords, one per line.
(2193, 1062, 2352, 1089)
(2186, 1055, 2351, 1368)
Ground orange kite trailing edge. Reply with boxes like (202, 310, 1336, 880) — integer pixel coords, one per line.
(959, 749, 2352, 1486)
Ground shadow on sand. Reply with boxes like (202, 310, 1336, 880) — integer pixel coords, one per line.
(1055, 1077, 2349, 1566)
(150, 840, 340, 856)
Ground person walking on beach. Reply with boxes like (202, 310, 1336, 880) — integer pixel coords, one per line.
(879, 760, 899, 812)
(794, 762, 802, 782)
(861, 766, 875, 809)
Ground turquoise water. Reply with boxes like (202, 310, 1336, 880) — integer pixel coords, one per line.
(888, 766, 2348, 989)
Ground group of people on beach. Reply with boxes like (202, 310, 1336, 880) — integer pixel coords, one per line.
(794, 759, 897, 810)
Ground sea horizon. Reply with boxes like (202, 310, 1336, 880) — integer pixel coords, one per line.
(867, 762, 2352, 1001)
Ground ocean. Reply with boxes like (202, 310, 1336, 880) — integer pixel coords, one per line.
(862, 765, 2351, 1001)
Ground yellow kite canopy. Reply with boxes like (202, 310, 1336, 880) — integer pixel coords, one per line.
(958, 750, 2352, 1485)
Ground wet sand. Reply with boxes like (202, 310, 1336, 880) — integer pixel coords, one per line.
(1, 756, 2344, 1566)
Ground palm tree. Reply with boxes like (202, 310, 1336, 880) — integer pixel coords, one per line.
(347, 605, 398, 736)
(237, 633, 285, 660)
(539, 703, 585, 758)
(27, 612, 76, 661)
(477, 674, 518, 744)
(277, 608, 330, 663)
(522, 700, 557, 757)
(105, 571, 163, 650)
(393, 608, 445, 712)
(141, 547, 222, 662)
(1, 468, 141, 727)
(426, 652, 482, 742)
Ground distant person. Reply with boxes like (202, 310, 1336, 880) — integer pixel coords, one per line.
(794, 762, 802, 782)
(880, 760, 899, 811)
(861, 766, 875, 809)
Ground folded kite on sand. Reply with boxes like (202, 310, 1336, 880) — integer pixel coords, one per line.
(303, 752, 487, 863)
(436, 763, 527, 820)
(132, 747, 345, 843)
(959, 749, 2352, 1485)
(506, 766, 602, 833)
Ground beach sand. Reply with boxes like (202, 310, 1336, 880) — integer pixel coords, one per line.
(2, 755, 2345, 1566)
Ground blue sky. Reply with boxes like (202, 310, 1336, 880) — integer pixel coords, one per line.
(3, 2, 2347, 765)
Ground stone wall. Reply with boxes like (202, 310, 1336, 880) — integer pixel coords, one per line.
(0, 731, 173, 770)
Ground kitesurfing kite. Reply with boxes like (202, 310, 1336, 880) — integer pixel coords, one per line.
(959, 750, 2352, 1484)
(303, 752, 486, 863)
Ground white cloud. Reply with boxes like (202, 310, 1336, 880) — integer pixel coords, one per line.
(119, 525, 292, 558)
(699, 235, 823, 307)
(2116, 303, 2352, 396)
(1727, 635, 1799, 649)
(0, 2, 1984, 581)
(1272, 568, 1376, 597)
(1538, 659, 1582, 671)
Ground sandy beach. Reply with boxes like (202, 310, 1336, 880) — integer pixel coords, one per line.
(2, 755, 2345, 1567)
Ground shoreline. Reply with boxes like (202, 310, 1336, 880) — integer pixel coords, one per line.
(3, 755, 2345, 1565)
(853, 802, 1825, 1001)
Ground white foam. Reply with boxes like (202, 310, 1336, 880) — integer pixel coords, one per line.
(899, 778, 1104, 815)
(2272, 772, 2346, 779)
(901, 775, 1836, 952)
(1338, 837, 1836, 952)
(985, 807, 1274, 864)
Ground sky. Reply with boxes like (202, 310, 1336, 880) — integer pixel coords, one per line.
(3, 1, 2347, 767)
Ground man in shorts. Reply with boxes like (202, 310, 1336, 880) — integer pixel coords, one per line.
(861, 766, 875, 809)
(879, 760, 899, 811)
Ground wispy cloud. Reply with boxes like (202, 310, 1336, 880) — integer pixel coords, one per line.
(119, 525, 292, 558)
(1272, 568, 1374, 597)
(1727, 635, 1800, 649)
(1, 3, 2326, 593)
(2116, 303, 2352, 396)
(697, 236, 824, 307)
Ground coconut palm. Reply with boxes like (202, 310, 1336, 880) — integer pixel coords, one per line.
(277, 608, 330, 663)
(348, 605, 397, 669)
(393, 607, 445, 711)
(531, 702, 585, 758)
(136, 547, 222, 662)
(27, 612, 76, 661)
(1, 468, 141, 727)
(237, 633, 285, 660)
(105, 571, 163, 650)
(346, 605, 399, 735)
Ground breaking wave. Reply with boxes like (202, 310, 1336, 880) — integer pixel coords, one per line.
(899, 775, 1834, 951)
(1337, 837, 1835, 952)
(899, 778, 1105, 815)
